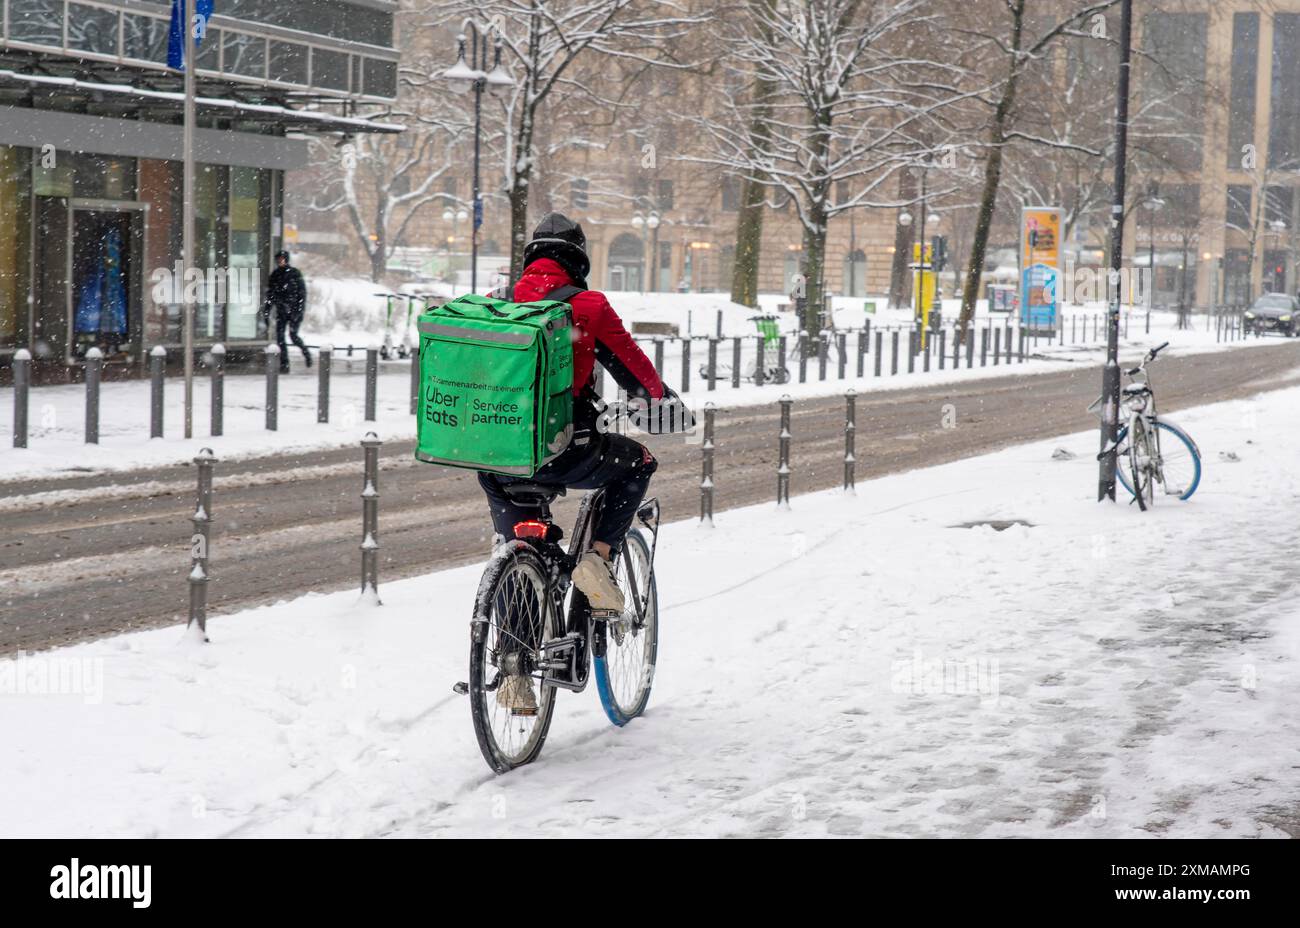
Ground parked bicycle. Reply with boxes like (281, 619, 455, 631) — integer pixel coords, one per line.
(1091, 342, 1202, 510)
(456, 485, 660, 773)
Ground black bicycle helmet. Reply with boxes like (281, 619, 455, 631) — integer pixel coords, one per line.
(522, 212, 590, 284)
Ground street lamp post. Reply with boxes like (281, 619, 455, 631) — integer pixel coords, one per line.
(631, 209, 660, 294)
(442, 21, 514, 294)
(1098, 0, 1134, 503)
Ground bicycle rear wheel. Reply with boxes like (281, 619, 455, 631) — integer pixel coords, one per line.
(469, 544, 560, 773)
(594, 528, 658, 726)
(1115, 420, 1201, 502)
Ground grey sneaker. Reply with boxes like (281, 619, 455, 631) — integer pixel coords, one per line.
(496, 674, 538, 716)
(572, 551, 625, 613)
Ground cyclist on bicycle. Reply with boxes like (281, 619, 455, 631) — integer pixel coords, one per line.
(479, 212, 690, 627)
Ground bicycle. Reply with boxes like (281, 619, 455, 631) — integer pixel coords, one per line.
(1091, 341, 1202, 510)
(456, 485, 661, 773)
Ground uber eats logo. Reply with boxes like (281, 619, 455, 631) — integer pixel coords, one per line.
(424, 386, 461, 427)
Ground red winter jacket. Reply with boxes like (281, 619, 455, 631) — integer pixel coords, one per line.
(512, 258, 665, 401)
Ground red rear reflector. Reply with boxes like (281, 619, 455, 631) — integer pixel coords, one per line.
(513, 520, 549, 539)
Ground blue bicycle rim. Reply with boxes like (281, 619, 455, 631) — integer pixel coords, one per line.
(1115, 421, 1201, 501)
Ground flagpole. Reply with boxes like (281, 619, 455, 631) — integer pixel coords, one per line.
(182, 0, 196, 439)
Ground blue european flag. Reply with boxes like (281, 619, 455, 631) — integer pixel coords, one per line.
(168, 0, 215, 71)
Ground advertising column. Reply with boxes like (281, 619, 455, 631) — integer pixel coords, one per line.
(1020, 207, 1061, 331)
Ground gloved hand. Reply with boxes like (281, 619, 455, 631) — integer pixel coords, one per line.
(642, 387, 696, 434)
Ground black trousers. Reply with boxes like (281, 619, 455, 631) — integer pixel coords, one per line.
(479, 432, 657, 552)
(274, 307, 309, 370)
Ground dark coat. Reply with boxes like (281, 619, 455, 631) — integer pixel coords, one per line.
(267, 265, 307, 317)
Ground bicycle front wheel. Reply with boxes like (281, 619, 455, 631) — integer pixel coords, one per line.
(1121, 418, 1155, 510)
(594, 528, 658, 726)
(469, 544, 560, 774)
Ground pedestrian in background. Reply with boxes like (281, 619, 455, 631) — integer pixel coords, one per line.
(265, 250, 310, 373)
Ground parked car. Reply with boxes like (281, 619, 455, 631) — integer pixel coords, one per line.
(1244, 293, 1300, 336)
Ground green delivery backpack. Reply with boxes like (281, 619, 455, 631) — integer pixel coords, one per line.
(415, 288, 578, 477)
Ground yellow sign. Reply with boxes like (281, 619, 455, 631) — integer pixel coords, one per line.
(1021, 209, 1061, 268)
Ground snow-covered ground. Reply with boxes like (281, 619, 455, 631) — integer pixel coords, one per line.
(1, 301, 1265, 483)
(4, 377, 1297, 837)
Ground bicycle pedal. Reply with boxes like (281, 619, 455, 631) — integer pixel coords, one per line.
(453, 681, 469, 696)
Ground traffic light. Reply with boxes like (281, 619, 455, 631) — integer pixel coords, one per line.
(932, 235, 948, 272)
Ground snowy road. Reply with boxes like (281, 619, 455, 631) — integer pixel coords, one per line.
(3, 376, 1298, 837)
(3, 341, 1300, 653)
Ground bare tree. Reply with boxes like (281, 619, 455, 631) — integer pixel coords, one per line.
(423, 0, 705, 282)
(688, 0, 965, 335)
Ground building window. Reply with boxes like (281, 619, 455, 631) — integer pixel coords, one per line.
(224, 33, 267, 80)
(0, 146, 33, 348)
(270, 42, 309, 86)
(1229, 12, 1259, 170)
(1264, 185, 1292, 227)
(1270, 14, 1300, 169)
(570, 178, 589, 210)
(312, 48, 351, 92)
(656, 179, 674, 211)
(364, 58, 398, 98)
(721, 175, 741, 212)
(8, 0, 64, 48)
(122, 14, 171, 65)
(228, 167, 269, 340)
(1226, 185, 1252, 232)
(1141, 12, 1206, 172)
(68, 4, 120, 57)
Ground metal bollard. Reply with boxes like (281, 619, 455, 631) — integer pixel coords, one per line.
(980, 328, 988, 366)
(731, 337, 741, 389)
(681, 337, 691, 393)
(410, 344, 420, 416)
(818, 333, 828, 381)
(264, 344, 279, 431)
(1072, 315, 1077, 343)
(966, 328, 975, 368)
(798, 334, 808, 383)
(923, 330, 931, 373)
(857, 330, 866, 377)
(700, 404, 716, 524)
(150, 345, 166, 438)
(939, 328, 947, 370)
(864, 318, 871, 345)
(365, 346, 379, 422)
(891, 330, 900, 375)
(778, 336, 788, 378)
(188, 447, 216, 640)
(318, 345, 332, 423)
(874, 331, 883, 376)
(707, 338, 718, 392)
(907, 330, 916, 374)
(653, 338, 665, 380)
(843, 390, 856, 492)
(837, 332, 847, 379)
(755, 335, 766, 386)
(84, 347, 102, 444)
(12, 348, 30, 449)
(777, 395, 792, 507)
(360, 431, 382, 600)
(715, 309, 723, 338)
(210, 343, 225, 437)
(993, 328, 1001, 366)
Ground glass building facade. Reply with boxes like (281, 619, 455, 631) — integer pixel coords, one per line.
(0, 0, 397, 376)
